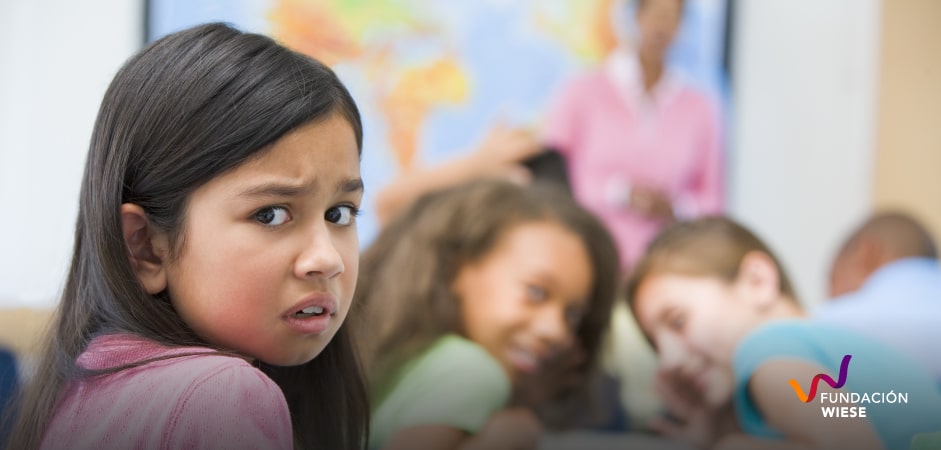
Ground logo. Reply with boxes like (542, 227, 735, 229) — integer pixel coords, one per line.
(788, 354, 852, 403)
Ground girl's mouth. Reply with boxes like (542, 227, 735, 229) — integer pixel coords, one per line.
(506, 347, 542, 375)
(292, 306, 326, 319)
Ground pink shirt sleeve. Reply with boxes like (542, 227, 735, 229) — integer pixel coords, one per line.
(165, 364, 293, 450)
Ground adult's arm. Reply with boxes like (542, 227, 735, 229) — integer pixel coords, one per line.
(374, 124, 541, 225)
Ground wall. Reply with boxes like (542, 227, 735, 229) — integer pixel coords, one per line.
(873, 0, 941, 238)
(0, 0, 143, 307)
(730, 0, 882, 306)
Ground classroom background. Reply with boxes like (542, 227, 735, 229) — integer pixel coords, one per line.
(1, 0, 939, 356)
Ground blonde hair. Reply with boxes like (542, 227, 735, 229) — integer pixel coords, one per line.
(626, 216, 797, 310)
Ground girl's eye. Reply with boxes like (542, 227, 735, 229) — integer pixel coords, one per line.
(667, 313, 686, 331)
(254, 206, 291, 226)
(326, 205, 359, 226)
(526, 285, 548, 303)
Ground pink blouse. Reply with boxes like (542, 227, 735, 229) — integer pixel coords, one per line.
(41, 334, 292, 449)
(544, 50, 724, 270)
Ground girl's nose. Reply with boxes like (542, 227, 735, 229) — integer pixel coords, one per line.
(655, 333, 688, 372)
(294, 223, 344, 280)
(532, 305, 574, 349)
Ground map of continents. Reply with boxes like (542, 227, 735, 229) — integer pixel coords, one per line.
(268, 0, 617, 244)
(148, 0, 619, 244)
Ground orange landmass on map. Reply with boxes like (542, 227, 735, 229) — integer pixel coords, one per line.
(379, 58, 468, 169)
(269, 0, 361, 65)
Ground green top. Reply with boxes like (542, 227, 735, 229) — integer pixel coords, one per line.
(369, 334, 511, 449)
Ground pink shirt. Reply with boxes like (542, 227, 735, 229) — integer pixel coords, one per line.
(41, 334, 292, 450)
(544, 50, 724, 270)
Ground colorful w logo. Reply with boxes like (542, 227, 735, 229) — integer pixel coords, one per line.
(788, 354, 852, 403)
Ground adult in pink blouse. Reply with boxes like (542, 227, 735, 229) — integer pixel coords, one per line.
(544, 0, 724, 274)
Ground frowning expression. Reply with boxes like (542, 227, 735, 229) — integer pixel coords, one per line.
(164, 114, 362, 366)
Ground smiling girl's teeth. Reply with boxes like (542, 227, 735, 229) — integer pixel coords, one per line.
(293, 306, 326, 318)
(508, 348, 540, 374)
(302, 306, 324, 315)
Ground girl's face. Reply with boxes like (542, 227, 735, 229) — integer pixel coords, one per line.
(633, 273, 755, 408)
(453, 221, 593, 383)
(164, 114, 362, 366)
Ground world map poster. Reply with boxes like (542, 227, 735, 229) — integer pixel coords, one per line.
(148, 0, 729, 245)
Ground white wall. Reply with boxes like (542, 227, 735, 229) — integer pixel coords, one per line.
(730, 0, 882, 306)
(0, 0, 143, 307)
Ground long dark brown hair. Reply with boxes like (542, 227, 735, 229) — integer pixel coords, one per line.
(355, 179, 620, 428)
(6, 23, 368, 449)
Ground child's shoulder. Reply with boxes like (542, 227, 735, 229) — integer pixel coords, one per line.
(742, 319, 816, 344)
(408, 334, 507, 383)
(46, 334, 291, 449)
(79, 333, 277, 392)
(733, 320, 847, 377)
(738, 319, 867, 351)
(383, 333, 510, 405)
(426, 334, 494, 359)
(733, 319, 914, 381)
(370, 334, 511, 447)
(77, 333, 287, 422)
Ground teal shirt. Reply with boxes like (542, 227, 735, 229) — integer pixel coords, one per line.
(911, 431, 941, 450)
(733, 320, 941, 450)
(369, 335, 511, 449)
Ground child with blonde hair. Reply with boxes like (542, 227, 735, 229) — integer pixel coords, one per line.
(627, 217, 941, 450)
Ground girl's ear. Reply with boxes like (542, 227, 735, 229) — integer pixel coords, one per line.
(734, 251, 781, 310)
(120, 203, 169, 295)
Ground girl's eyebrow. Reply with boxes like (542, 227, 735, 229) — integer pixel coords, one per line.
(339, 178, 364, 194)
(238, 177, 364, 199)
(239, 182, 311, 199)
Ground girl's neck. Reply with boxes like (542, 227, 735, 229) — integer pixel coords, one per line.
(765, 296, 808, 321)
